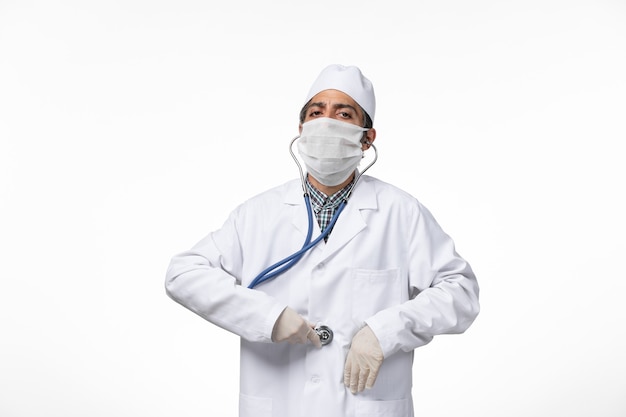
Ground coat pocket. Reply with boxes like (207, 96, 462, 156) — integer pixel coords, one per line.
(239, 393, 272, 417)
(355, 397, 411, 417)
(351, 268, 401, 326)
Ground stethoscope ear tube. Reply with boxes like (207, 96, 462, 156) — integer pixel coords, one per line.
(289, 135, 307, 194)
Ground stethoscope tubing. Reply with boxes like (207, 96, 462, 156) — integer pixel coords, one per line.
(247, 198, 346, 289)
(247, 134, 377, 289)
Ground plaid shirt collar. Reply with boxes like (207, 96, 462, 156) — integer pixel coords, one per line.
(305, 175, 355, 214)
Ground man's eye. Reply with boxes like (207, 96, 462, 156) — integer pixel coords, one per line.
(339, 112, 352, 118)
(309, 110, 322, 117)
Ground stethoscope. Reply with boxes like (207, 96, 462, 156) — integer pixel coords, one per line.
(246, 133, 377, 344)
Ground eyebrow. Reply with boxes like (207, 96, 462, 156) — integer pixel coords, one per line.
(308, 102, 360, 115)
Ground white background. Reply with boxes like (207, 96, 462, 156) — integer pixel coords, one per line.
(1, 1, 625, 416)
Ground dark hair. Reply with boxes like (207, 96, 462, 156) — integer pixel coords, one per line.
(299, 100, 373, 128)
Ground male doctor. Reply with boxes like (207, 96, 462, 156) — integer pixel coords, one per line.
(165, 64, 480, 417)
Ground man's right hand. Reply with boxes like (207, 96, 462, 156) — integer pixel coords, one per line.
(272, 307, 322, 348)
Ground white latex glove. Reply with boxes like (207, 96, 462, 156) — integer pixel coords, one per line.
(271, 307, 322, 348)
(344, 325, 384, 394)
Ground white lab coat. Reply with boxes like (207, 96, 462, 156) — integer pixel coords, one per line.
(165, 175, 479, 417)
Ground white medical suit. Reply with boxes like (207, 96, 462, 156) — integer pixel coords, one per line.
(165, 175, 480, 417)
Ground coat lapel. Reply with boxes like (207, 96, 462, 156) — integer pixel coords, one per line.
(315, 177, 378, 262)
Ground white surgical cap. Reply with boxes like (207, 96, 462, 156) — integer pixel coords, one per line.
(304, 64, 376, 122)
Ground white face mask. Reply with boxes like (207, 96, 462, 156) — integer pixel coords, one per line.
(297, 118, 369, 186)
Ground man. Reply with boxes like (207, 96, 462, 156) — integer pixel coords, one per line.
(165, 64, 480, 417)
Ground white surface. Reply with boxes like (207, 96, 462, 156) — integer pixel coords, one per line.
(1, 1, 625, 416)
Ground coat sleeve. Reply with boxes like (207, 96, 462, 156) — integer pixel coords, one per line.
(164, 207, 287, 343)
(365, 201, 480, 358)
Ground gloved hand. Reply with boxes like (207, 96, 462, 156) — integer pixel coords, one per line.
(271, 307, 322, 348)
(344, 325, 384, 394)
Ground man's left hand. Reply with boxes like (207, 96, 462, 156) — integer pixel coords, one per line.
(343, 325, 384, 394)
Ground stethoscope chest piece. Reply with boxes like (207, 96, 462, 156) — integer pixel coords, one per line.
(315, 325, 333, 346)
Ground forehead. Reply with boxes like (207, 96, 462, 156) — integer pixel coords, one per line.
(308, 89, 359, 108)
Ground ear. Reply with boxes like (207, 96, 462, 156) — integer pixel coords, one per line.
(298, 123, 303, 134)
(361, 128, 377, 150)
